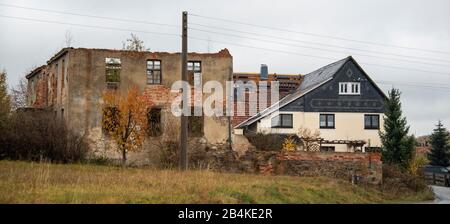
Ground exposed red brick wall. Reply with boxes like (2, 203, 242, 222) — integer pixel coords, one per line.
(259, 163, 274, 175)
(276, 151, 382, 162)
(231, 74, 302, 127)
(31, 72, 48, 108)
(231, 91, 275, 127)
(142, 85, 178, 107)
(254, 151, 383, 185)
(416, 146, 430, 157)
(142, 86, 218, 110)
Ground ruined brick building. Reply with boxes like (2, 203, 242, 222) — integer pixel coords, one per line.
(232, 66, 302, 126)
(26, 47, 233, 164)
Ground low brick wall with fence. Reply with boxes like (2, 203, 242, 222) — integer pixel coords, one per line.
(194, 145, 383, 185)
(260, 151, 382, 185)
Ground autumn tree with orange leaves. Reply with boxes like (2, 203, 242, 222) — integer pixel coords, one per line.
(102, 86, 152, 167)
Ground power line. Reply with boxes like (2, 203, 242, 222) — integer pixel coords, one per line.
(377, 80, 450, 87)
(4, 2, 447, 65)
(0, 14, 180, 37)
(189, 27, 450, 68)
(189, 13, 450, 55)
(0, 3, 179, 28)
(190, 22, 450, 64)
(189, 36, 450, 77)
(2, 13, 450, 82)
(376, 81, 450, 91)
(190, 36, 337, 60)
(361, 62, 450, 77)
(3, 2, 448, 64)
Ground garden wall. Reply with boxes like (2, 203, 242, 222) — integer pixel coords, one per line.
(196, 147, 382, 185)
(273, 151, 382, 185)
(118, 138, 383, 185)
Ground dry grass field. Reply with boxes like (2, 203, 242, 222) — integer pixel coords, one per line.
(0, 161, 434, 204)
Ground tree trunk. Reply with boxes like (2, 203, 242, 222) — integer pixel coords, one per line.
(122, 148, 127, 168)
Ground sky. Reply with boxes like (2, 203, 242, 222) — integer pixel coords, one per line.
(1, 0, 450, 136)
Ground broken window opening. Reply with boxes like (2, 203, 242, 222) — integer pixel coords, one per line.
(147, 60, 161, 85)
(102, 106, 120, 134)
(188, 107, 204, 137)
(105, 58, 121, 89)
(148, 108, 162, 137)
(61, 59, 65, 90)
(187, 61, 201, 87)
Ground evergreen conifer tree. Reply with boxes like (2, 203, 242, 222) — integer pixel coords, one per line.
(380, 88, 415, 168)
(428, 121, 450, 167)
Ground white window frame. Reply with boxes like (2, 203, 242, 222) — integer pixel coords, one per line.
(339, 82, 360, 95)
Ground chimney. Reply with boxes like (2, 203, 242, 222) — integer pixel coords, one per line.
(260, 64, 268, 80)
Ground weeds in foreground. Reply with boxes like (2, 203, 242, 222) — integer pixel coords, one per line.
(0, 161, 434, 204)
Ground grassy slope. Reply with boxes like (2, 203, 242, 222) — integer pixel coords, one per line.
(0, 161, 433, 204)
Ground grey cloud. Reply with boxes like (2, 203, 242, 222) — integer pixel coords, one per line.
(1, 0, 449, 135)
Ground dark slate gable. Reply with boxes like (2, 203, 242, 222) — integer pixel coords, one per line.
(274, 57, 349, 112)
(235, 56, 386, 128)
(298, 57, 348, 90)
(280, 97, 305, 111)
(289, 58, 386, 113)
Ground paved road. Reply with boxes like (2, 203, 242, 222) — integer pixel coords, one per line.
(431, 186, 450, 204)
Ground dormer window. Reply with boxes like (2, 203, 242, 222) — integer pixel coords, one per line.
(339, 82, 360, 95)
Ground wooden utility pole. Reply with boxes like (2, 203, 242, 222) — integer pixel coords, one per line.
(180, 11, 188, 170)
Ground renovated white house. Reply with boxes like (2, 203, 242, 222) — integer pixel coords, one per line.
(234, 56, 386, 152)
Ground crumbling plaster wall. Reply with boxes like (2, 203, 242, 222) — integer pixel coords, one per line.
(65, 48, 232, 162)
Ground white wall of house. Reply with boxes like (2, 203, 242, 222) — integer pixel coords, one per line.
(256, 111, 384, 152)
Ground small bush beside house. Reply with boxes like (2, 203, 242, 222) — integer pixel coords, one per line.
(0, 109, 88, 163)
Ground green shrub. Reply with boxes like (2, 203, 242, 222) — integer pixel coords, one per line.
(382, 165, 430, 193)
(245, 133, 290, 151)
(0, 110, 88, 163)
(88, 155, 111, 166)
(157, 140, 179, 169)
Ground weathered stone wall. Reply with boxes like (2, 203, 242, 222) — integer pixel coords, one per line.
(61, 48, 232, 158)
(274, 151, 382, 185)
(26, 47, 234, 165)
(196, 149, 382, 185)
(27, 66, 49, 108)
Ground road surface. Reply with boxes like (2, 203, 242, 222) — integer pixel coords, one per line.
(431, 186, 450, 204)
